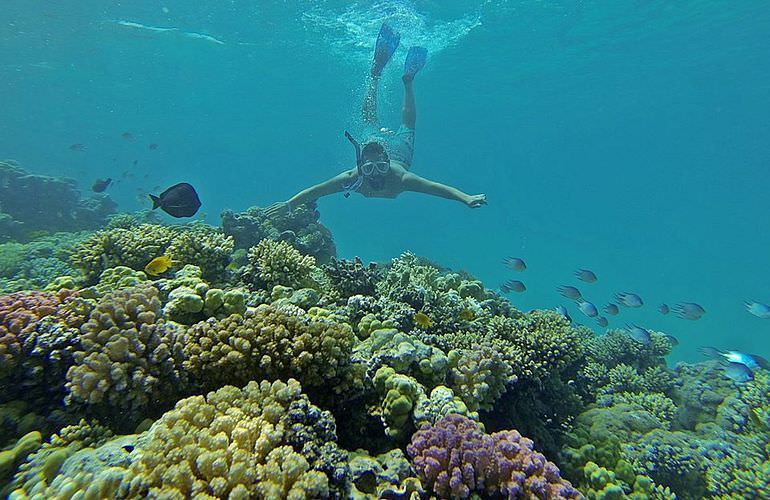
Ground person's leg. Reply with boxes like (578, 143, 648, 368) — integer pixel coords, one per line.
(364, 23, 400, 125)
(362, 75, 380, 125)
(401, 77, 416, 129)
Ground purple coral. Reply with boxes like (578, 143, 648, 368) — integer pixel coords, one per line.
(407, 414, 581, 499)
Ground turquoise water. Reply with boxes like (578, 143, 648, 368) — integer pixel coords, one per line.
(2, 0, 769, 364)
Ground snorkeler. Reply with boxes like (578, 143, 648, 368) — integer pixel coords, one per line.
(266, 23, 487, 217)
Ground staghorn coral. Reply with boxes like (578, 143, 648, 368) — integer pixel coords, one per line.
(243, 239, 318, 291)
(119, 379, 347, 498)
(181, 303, 354, 391)
(64, 285, 186, 428)
(407, 413, 581, 499)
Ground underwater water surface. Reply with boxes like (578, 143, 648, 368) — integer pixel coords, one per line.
(2, 1, 770, 498)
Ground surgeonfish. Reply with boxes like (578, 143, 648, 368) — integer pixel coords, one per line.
(150, 182, 202, 218)
(144, 255, 173, 276)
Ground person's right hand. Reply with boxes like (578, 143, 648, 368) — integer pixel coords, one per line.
(265, 201, 291, 218)
(466, 194, 487, 208)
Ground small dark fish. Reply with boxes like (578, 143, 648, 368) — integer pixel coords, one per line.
(555, 305, 571, 323)
(615, 292, 644, 308)
(133, 160, 139, 166)
(664, 334, 679, 346)
(91, 177, 112, 193)
(745, 301, 770, 319)
(149, 143, 159, 150)
(503, 280, 526, 293)
(122, 131, 134, 141)
(557, 285, 582, 301)
(575, 269, 597, 283)
(724, 362, 754, 383)
(673, 302, 705, 320)
(596, 316, 608, 327)
(149, 182, 201, 218)
(502, 257, 526, 272)
(603, 303, 619, 316)
(578, 300, 598, 318)
(626, 324, 651, 344)
(658, 303, 670, 315)
(69, 143, 86, 151)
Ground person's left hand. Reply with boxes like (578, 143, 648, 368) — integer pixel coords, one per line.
(466, 194, 487, 208)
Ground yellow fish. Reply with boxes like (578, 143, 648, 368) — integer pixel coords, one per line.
(144, 255, 173, 276)
(414, 311, 434, 329)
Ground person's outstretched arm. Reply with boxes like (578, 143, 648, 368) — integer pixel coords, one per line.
(402, 172, 487, 208)
(266, 169, 356, 216)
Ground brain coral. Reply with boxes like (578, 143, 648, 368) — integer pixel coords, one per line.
(407, 413, 581, 499)
(181, 303, 354, 390)
(64, 284, 186, 426)
(120, 379, 346, 499)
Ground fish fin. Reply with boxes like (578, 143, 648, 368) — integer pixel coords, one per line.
(149, 194, 161, 209)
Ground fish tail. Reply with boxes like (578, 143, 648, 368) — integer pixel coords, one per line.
(149, 194, 161, 209)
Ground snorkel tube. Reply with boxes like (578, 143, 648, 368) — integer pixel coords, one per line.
(343, 131, 364, 198)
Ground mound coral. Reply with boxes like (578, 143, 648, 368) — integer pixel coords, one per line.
(120, 379, 347, 498)
(64, 285, 186, 427)
(181, 303, 354, 390)
(407, 413, 580, 499)
(447, 346, 515, 412)
(322, 257, 379, 300)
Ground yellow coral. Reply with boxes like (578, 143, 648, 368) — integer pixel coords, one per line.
(254, 446, 329, 499)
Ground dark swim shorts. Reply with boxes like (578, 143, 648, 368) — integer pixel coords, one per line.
(365, 125, 415, 168)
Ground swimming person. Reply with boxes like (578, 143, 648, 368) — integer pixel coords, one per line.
(266, 23, 487, 217)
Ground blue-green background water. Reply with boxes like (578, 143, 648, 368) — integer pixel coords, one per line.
(2, 1, 769, 363)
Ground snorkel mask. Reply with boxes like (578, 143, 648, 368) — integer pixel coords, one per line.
(343, 131, 390, 197)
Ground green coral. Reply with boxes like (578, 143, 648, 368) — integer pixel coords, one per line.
(373, 366, 425, 439)
(447, 346, 514, 412)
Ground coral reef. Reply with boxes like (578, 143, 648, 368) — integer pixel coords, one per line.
(0, 160, 116, 241)
(407, 413, 580, 498)
(181, 303, 354, 391)
(70, 223, 233, 283)
(64, 285, 186, 428)
(241, 239, 318, 291)
(221, 203, 336, 263)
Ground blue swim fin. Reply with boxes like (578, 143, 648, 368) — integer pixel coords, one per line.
(403, 46, 427, 82)
(372, 23, 400, 77)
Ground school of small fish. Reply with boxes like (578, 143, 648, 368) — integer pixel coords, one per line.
(499, 256, 767, 384)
